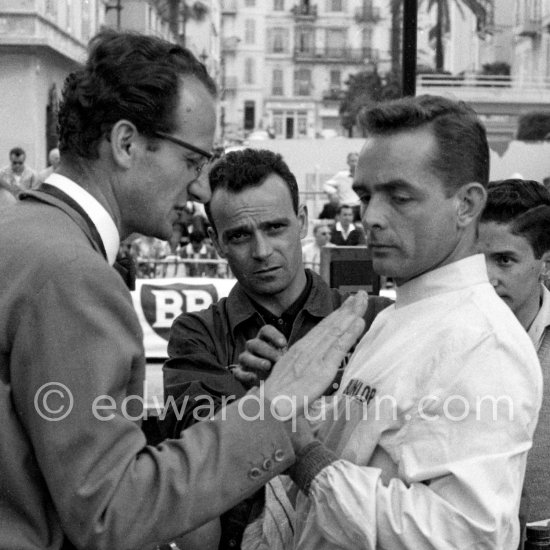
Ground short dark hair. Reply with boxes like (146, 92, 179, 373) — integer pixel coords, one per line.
(359, 94, 489, 194)
(9, 147, 25, 158)
(58, 29, 216, 159)
(339, 204, 353, 214)
(205, 148, 299, 232)
(481, 179, 550, 258)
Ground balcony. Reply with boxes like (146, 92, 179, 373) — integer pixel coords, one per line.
(354, 6, 381, 23)
(322, 88, 346, 101)
(294, 47, 377, 64)
(0, 12, 88, 63)
(516, 18, 541, 37)
(221, 0, 237, 14)
(223, 76, 238, 91)
(291, 3, 318, 20)
(416, 74, 550, 105)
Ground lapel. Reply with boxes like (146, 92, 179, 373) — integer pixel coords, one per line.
(20, 187, 107, 261)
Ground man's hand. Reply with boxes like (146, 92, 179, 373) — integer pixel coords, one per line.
(233, 326, 288, 388)
(263, 291, 368, 417)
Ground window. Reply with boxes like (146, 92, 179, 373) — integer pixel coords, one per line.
(297, 112, 308, 137)
(245, 58, 255, 84)
(245, 0, 255, 6)
(245, 19, 256, 44)
(326, 0, 343, 11)
(269, 28, 288, 53)
(81, 0, 91, 42)
(272, 69, 284, 95)
(273, 0, 284, 10)
(294, 68, 312, 96)
(296, 28, 314, 53)
(244, 101, 255, 130)
(326, 29, 346, 57)
(330, 70, 341, 88)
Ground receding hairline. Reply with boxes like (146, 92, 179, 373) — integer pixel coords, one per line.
(208, 171, 297, 219)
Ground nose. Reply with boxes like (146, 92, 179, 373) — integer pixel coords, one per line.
(484, 263, 499, 288)
(252, 233, 273, 260)
(362, 195, 385, 232)
(188, 170, 211, 204)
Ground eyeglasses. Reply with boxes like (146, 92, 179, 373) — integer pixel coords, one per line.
(152, 131, 213, 177)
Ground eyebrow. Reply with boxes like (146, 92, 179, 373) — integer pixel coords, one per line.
(222, 217, 290, 240)
(353, 178, 417, 194)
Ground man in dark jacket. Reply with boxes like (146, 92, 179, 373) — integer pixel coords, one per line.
(163, 148, 392, 549)
(330, 204, 366, 245)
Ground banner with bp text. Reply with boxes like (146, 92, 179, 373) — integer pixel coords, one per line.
(131, 277, 237, 358)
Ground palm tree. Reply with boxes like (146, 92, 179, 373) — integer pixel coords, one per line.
(167, 1, 209, 46)
(388, 0, 491, 73)
(426, 0, 490, 71)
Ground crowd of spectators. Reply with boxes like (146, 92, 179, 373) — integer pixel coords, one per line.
(122, 203, 229, 279)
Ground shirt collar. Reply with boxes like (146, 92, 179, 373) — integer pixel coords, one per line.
(527, 284, 550, 351)
(395, 254, 489, 308)
(225, 270, 335, 335)
(44, 174, 120, 265)
(335, 221, 353, 238)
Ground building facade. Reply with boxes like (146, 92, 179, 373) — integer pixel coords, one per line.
(221, 0, 392, 141)
(0, 0, 222, 171)
(513, 0, 550, 82)
(0, 0, 106, 171)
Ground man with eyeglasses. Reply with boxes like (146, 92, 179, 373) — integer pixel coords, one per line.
(0, 146, 38, 195)
(0, 30, 369, 550)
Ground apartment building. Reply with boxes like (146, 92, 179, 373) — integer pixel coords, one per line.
(0, 0, 106, 169)
(221, 0, 391, 141)
(0, 0, 210, 170)
(513, 0, 550, 81)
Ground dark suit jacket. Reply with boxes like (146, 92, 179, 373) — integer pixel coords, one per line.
(0, 190, 295, 549)
(331, 226, 365, 246)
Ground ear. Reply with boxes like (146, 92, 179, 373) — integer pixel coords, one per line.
(207, 226, 225, 258)
(298, 204, 308, 240)
(454, 182, 487, 229)
(540, 250, 550, 281)
(108, 120, 140, 169)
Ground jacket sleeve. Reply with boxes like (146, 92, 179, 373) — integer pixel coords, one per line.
(11, 255, 295, 550)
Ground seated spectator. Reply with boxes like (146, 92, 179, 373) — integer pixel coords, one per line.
(318, 193, 340, 220)
(302, 222, 332, 274)
(330, 204, 365, 246)
(179, 230, 220, 277)
(478, 178, 550, 527)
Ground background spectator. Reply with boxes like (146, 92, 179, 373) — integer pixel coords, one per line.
(318, 192, 340, 221)
(131, 234, 170, 278)
(330, 204, 365, 245)
(0, 146, 38, 194)
(37, 147, 61, 184)
(180, 230, 221, 277)
(323, 151, 360, 221)
(478, 178, 550, 528)
(302, 222, 332, 273)
(0, 176, 17, 208)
